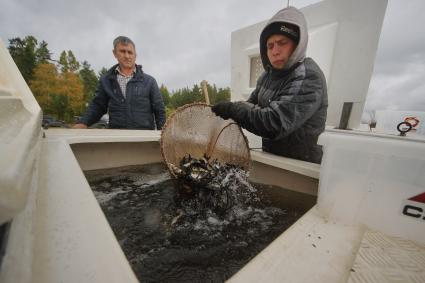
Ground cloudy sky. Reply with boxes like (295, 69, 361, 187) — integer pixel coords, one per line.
(1, 0, 424, 113)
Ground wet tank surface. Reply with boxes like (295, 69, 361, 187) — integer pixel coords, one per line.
(84, 163, 316, 283)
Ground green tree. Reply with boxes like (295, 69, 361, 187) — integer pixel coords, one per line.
(35, 40, 51, 64)
(98, 67, 108, 77)
(168, 82, 229, 109)
(159, 84, 171, 107)
(8, 36, 53, 83)
(215, 87, 231, 103)
(8, 36, 38, 82)
(79, 61, 98, 105)
(170, 87, 194, 108)
(59, 50, 80, 73)
(67, 51, 80, 72)
(50, 94, 69, 121)
(59, 51, 68, 72)
(205, 83, 217, 103)
(192, 84, 203, 102)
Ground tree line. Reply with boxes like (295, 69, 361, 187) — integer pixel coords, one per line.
(8, 35, 230, 123)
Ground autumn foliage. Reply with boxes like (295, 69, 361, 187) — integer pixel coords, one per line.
(9, 35, 231, 123)
(9, 36, 97, 122)
(29, 63, 85, 121)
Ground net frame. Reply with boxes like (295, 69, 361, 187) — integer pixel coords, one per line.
(160, 103, 251, 178)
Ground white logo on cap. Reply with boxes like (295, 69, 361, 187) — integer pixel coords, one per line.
(280, 25, 298, 37)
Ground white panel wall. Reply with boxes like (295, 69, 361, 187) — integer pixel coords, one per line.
(231, 0, 388, 132)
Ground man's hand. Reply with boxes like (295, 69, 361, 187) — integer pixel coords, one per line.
(211, 102, 233, 120)
(72, 123, 88, 129)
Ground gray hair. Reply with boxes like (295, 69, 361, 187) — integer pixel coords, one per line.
(113, 36, 135, 49)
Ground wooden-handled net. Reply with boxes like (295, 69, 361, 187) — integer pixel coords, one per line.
(160, 103, 251, 178)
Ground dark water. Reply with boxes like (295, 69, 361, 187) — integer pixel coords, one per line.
(85, 163, 316, 283)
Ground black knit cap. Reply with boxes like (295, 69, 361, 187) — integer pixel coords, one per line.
(262, 22, 300, 44)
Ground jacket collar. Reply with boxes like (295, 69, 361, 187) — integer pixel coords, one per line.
(107, 64, 144, 81)
(268, 61, 302, 80)
(115, 65, 136, 77)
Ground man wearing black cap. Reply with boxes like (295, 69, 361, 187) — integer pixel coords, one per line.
(212, 6, 328, 164)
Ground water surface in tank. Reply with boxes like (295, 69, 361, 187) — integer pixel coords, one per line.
(84, 163, 316, 283)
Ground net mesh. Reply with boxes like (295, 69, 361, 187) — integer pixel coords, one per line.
(160, 103, 251, 178)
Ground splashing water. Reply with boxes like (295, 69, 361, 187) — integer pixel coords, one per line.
(171, 155, 261, 223)
(85, 163, 315, 283)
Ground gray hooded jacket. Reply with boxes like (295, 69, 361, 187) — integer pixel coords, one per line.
(230, 7, 328, 163)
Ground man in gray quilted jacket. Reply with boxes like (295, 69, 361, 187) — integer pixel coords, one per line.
(212, 7, 327, 163)
(74, 36, 165, 130)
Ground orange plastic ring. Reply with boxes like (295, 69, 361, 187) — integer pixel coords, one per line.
(404, 117, 419, 128)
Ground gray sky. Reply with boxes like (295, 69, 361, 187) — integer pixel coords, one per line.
(1, 0, 424, 112)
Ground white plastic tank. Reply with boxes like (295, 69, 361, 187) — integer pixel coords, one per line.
(318, 129, 425, 245)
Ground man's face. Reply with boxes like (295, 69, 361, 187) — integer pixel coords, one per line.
(266, 34, 297, 70)
(113, 42, 136, 69)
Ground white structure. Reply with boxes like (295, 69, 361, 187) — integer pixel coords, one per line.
(231, 0, 387, 131)
(1, 0, 425, 282)
(231, 130, 425, 283)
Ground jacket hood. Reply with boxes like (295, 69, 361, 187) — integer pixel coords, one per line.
(260, 6, 308, 71)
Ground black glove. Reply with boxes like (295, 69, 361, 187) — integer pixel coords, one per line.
(211, 102, 233, 120)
